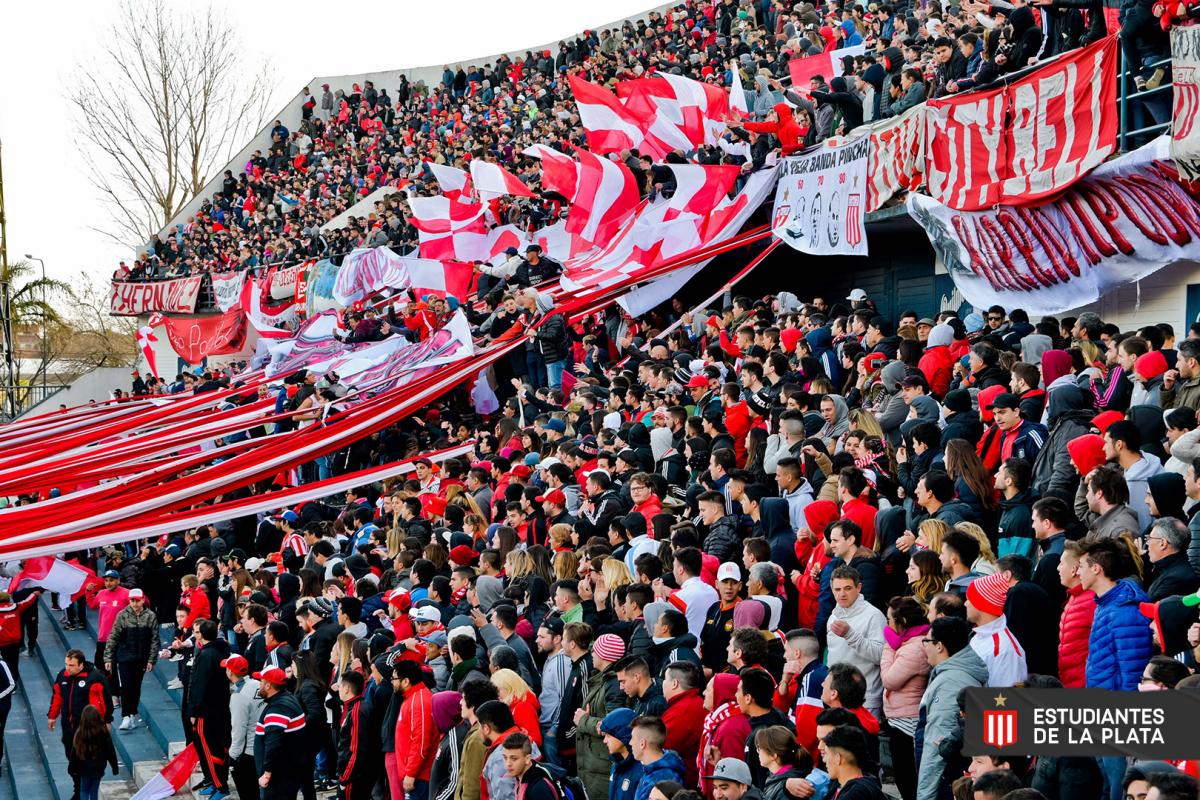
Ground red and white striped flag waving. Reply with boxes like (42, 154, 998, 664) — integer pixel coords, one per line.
(568, 74, 647, 154)
(130, 745, 199, 800)
(566, 150, 641, 246)
(469, 160, 535, 198)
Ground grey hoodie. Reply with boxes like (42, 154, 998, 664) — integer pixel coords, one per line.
(917, 646, 989, 800)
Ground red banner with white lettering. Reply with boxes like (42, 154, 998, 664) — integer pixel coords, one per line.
(159, 307, 247, 364)
(110, 276, 204, 316)
(906, 137, 1200, 314)
(924, 35, 1118, 211)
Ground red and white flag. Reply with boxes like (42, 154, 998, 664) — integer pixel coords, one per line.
(130, 745, 199, 800)
(566, 150, 640, 246)
(663, 164, 742, 217)
(406, 196, 487, 235)
(469, 160, 535, 198)
(12, 557, 101, 600)
(659, 73, 730, 145)
(616, 79, 696, 159)
(425, 163, 471, 200)
(568, 75, 647, 154)
(137, 323, 160, 380)
(523, 144, 579, 198)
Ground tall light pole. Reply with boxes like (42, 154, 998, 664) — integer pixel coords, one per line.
(24, 254, 46, 397)
(0, 138, 16, 419)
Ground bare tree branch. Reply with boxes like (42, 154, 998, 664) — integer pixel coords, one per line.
(69, 0, 276, 249)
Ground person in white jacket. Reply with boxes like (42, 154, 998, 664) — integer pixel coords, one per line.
(965, 572, 1027, 687)
(223, 654, 265, 800)
(825, 564, 886, 720)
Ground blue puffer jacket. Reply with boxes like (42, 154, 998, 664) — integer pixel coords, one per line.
(1085, 578, 1154, 691)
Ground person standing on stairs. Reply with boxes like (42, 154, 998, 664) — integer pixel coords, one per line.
(88, 570, 129, 696)
(0, 588, 42, 678)
(104, 588, 159, 730)
(0, 657, 13, 778)
(49, 648, 112, 800)
(68, 705, 118, 800)
(189, 620, 233, 800)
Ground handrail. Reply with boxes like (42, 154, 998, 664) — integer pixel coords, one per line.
(1119, 52, 1173, 152)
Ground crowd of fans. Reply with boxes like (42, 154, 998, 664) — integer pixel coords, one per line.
(110, 0, 1157, 286)
(9, 279, 1200, 800)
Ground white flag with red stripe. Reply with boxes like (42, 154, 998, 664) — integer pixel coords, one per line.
(406, 196, 486, 235)
(566, 150, 640, 246)
(137, 324, 160, 380)
(12, 557, 101, 600)
(729, 63, 749, 118)
(616, 79, 696, 160)
(130, 745, 199, 800)
(663, 164, 742, 217)
(425, 163, 471, 200)
(569, 75, 647, 154)
(469, 160, 535, 198)
(523, 144, 579, 198)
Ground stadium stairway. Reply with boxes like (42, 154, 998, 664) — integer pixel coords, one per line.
(3, 598, 194, 800)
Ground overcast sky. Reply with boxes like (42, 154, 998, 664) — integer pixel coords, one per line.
(0, 0, 657, 283)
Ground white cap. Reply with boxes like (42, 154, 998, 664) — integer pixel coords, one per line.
(448, 626, 476, 643)
(540, 456, 561, 470)
(409, 605, 442, 623)
(847, 288, 868, 302)
(128, 588, 145, 600)
(245, 557, 266, 572)
(717, 563, 742, 582)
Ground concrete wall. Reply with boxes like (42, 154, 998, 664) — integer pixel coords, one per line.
(18, 367, 132, 418)
(1064, 260, 1200, 333)
(153, 2, 676, 252)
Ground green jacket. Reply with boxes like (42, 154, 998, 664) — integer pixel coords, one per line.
(577, 665, 630, 800)
(1162, 375, 1200, 411)
(104, 605, 160, 666)
(454, 725, 485, 800)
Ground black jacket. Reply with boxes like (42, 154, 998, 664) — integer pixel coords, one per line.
(306, 617, 345, 684)
(533, 312, 570, 362)
(188, 639, 232, 725)
(517, 763, 564, 800)
(1148, 551, 1200, 602)
(254, 690, 307, 778)
(513, 256, 562, 288)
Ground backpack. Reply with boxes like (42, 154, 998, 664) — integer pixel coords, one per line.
(540, 761, 588, 800)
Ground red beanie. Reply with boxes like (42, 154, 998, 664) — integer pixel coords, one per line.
(978, 384, 1006, 424)
(1092, 411, 1125, 435)
(1135, 350, 1169, 381)
(1067, 433, 1106, 476)
(780, 328, 803, 353)
(966, 572, 1010, 617)
(803, 499, 840, 537)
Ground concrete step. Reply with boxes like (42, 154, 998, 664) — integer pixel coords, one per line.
(3, 668, 56, 800)
(13, 646, 74, 800)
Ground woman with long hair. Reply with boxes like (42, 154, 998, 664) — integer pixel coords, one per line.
(505, 549, 535, 580)
(70, 705, 118, 800)
(526, 545, 556, 586)
(553, 550, 580, 581)
(745, 426, 769, 483)
(331, 630, 358, 690)
(492, 526, 519, 561)
(490, 668, 543, 746)
(755, 725, 815, 800)
(954, 522, 999, 575)
(601, 558, 634, 592)
(881, 597, 931, 800)
(293, 650, 333, 799)
(943, 439, 999, 530)
(906, 550, 947, 607)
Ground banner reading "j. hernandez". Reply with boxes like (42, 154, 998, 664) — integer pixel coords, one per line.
(906, 136, 1200, 315)
(110, 275, 203, 316)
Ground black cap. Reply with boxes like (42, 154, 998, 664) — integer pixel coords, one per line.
(943, 388, 972, 414)
(991, 392, 1021, 410)
(540, 616, 565, 636)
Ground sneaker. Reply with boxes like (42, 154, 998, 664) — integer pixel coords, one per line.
(1145, 67, 1166, 90)
(192, 780, 212, 792)
(134, 715, 144, 728)
(169, 653, 184, 662)
(197, 786, 217, 797)
(119, 716, 134, 731)
(209, 791, 229, 800)
(167, 678, 183, 690)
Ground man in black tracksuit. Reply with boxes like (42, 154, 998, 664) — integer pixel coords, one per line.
(189, 621, 232, 798)
(254, 666, 307, 800)
(336, 672, 378, 800)
(48, 649, 112, 800)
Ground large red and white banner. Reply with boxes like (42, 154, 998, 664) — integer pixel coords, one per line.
(268, 263, 304, 299)
(906, 136, 1200, 314)
(160, 306, 248, 364)
(332, 247, 474, 306)
(787, 45, 867, 89)
(865, 104, 925, 211)
(771, 135, 871, 255)
(925, 35, 1118, 210)
(9, 557, 101, 600)
(110, 275, 204, 316)
(1172, 26, 1200, 182)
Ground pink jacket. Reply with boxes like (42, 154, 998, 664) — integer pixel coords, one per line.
(87, 586, 129, 642)
(880, 626, 932, 720)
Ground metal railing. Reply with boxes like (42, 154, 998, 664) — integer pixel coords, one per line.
(1119, 51, 1173, 151)
(0, 382, 69, 421)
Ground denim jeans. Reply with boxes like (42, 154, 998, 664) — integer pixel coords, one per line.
(80, 776, 101, 800)
(546, 359, 568, 390)
(540, 723, 559, 766)
(1098, 756, 1129, 800)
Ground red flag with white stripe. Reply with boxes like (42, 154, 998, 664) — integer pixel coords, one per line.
(566, 150, 640, 246)
(568, 75, 646, 154)
(130, 745, 199, 800)
(523, 144, 579, 198)
(425, 163, 471, 200)
(406, 196, 487, 235)
(469, 160, 535, 198)
(12, 557, 100, 600)
(664, 164, 742, 217)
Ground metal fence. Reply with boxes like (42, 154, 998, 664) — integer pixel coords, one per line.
(0, 382, 69, 422)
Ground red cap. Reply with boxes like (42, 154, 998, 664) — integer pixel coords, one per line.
(687, 375, 710, 389)
(221, 655, 249, 676)
(863, 352, 888, 371)
(537, 488, 567, 505)
(705, 315, 722, 328)
(252, 666, 288, 685)
(419, 493, 447, 517)
(470, 460, 494, 472)
(512, 465, 533, 478)
(449, 545, 479, 565)
(385, 589, 412, 612)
